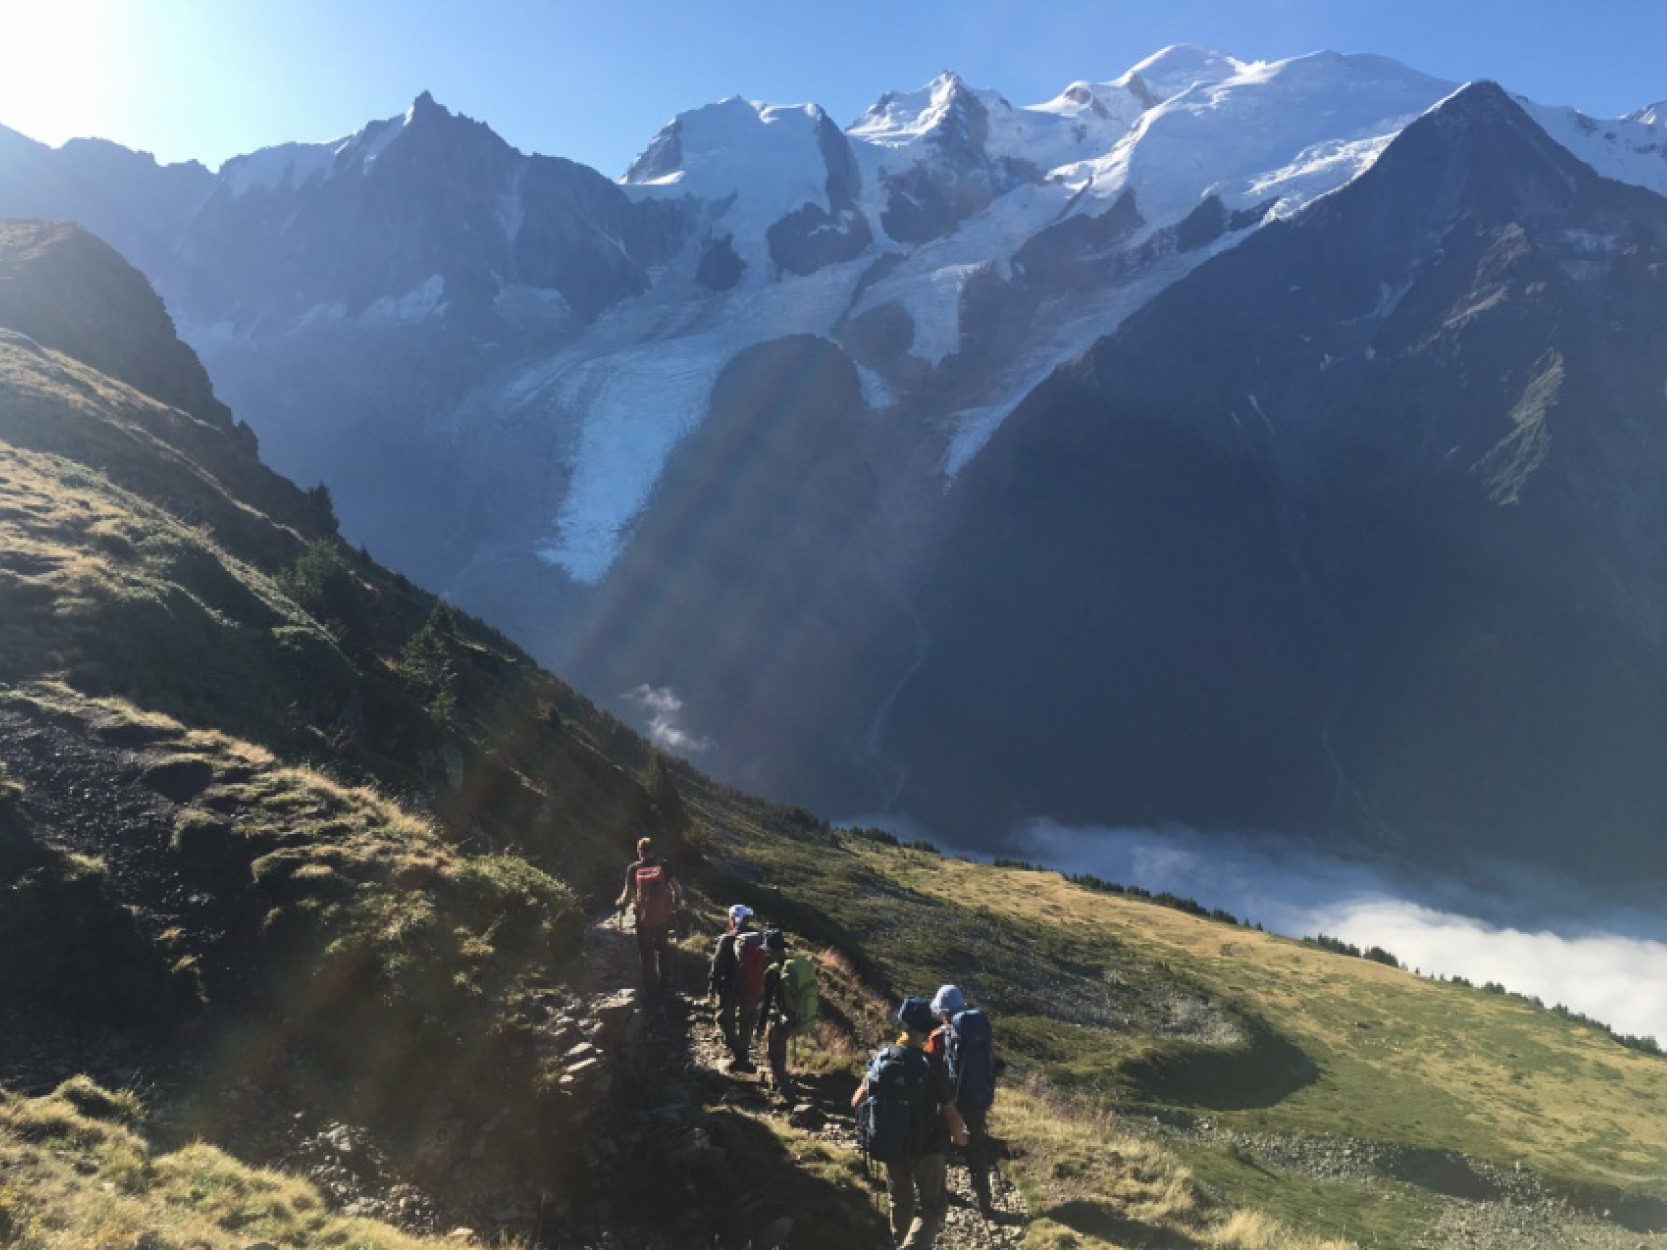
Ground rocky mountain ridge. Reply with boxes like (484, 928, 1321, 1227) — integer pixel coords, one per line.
(883, 80, 1667, 870)
(6, 49, 1667, 880)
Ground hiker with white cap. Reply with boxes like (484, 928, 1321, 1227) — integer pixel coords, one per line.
(708, 903, 759, 1067)
(926, 983, 1000, 1220)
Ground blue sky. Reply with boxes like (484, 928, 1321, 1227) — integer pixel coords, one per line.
(2, 0, 1663, 177)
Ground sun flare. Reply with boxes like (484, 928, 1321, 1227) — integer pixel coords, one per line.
(0, 2, 127, 148)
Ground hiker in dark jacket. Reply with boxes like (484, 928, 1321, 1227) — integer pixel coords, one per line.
(708, 903, 754, 1061)
(927, 983, 1000, 1219)
(614, 836, 680, 1001)
(852, 996, 968, 1250)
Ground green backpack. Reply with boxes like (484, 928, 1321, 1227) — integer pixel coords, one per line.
(780, 954, 819, 1037)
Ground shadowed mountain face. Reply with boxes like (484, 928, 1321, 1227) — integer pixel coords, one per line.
(548, 335, 924, 809)
(886, 84, 1667, 875)
(0, 220, 234, 431)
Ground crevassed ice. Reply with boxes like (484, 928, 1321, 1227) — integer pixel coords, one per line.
(360, 275, 445, 325)
(538, 337, 723, 583)
(532, 261, 869, 581)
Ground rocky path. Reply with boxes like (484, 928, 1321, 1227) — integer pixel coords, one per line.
(585, 917, 1030, 1249)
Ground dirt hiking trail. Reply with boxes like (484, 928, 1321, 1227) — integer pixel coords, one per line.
(581, 916, 1030, 1249)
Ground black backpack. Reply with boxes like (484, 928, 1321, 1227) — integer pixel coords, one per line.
(945, 1009, 996, 1112)
(709, 932, 739, 992)
(856, 1045, 930, 1164)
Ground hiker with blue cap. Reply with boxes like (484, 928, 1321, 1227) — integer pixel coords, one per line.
(926, 984, 1000, 1221)
(852, 996, 968, 1249)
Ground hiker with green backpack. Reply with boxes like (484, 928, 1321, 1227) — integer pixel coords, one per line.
(756, 929, 818, 1095)
(853, 996, 968, 1250)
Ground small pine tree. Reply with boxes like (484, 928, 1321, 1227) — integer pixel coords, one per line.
(396, 603, 460, 724)
(305, 482, 339, 533)
(647, 752, 689, 834)
(279, 540, 374, 655)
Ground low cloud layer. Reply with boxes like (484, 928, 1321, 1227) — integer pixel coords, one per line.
(625, 684, 711, 754)
(1014, 821, 1667, 1045)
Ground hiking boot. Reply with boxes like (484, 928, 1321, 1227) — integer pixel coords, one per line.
(728, 1058, 757, 1074)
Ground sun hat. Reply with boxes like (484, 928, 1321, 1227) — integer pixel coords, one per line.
(897, 996, 936, 1033)
(930, 984, 966, 1015)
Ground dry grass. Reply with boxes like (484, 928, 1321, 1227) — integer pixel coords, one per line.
(0, 1083, 477, 1249)
(1206, 1209, 1358, 1250)
(999, 1078, 1357, 1250)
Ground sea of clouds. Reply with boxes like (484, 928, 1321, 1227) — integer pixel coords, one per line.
(1005, 821, 1667, 1045)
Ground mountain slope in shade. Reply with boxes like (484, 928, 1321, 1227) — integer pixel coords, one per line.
(884, 82, 1667, 879)
(0, 220, 232, 429)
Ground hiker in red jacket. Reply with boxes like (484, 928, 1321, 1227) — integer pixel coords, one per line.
(615, 836, 681, 1001)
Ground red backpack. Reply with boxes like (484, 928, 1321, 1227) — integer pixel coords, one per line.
(634, 862, 676, 928)
(736, 931, 767, 1001)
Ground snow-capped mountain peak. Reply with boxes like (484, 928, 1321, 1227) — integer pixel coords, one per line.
(1516, 94, 1667, 200)
(1627, 101, 1667, 128)
(847, 71, 997, 148)
(620, 95, 861, 284)
(220, 136, 340, 197)
(219, 91, 464, 197)
(1057, 50, 1456, 225)
(1119, 45, 1252, 103)
(624, 96, 833, 191)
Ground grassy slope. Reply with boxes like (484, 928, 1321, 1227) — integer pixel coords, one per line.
(0, 300, 681, 1238)
(676, 768, 1667, 1245)
(0, 1078, 465, 1249)
(884, 853, 1667, 1184)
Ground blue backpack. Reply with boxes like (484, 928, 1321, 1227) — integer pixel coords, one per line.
(945, 1009, 996, 1112)
(857, 1045, 930, 1163)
